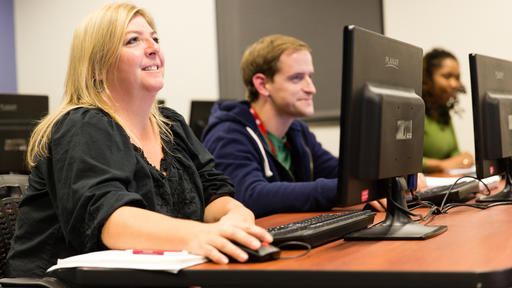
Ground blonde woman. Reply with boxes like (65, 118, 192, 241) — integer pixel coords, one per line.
(6, 2, 271, 277)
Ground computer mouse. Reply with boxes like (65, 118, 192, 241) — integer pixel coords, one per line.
(233, 242, 281, 263)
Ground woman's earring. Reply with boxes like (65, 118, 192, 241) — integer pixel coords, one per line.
(92, 78, 104, 92)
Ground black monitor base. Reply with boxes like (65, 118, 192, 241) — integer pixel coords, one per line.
(345, 176, 447, 240)
(344, 221, 446, 240)
(477, 175, 512, 202)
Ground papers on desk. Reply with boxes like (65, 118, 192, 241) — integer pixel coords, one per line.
(47, 249, 208, 274)
(425, 175, 501, 190)
(446, 165, 476, 176)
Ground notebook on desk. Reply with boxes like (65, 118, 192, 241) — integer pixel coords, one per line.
(47, 250, 207, 274)
(425, 175, 500, 190)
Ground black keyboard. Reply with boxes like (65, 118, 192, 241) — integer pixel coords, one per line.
(267, 210, 376, 248)
(408, 180, 480, 207)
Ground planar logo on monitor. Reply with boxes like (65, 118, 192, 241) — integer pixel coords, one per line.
(5, 138, 27, 151)
(384, 56, 399, 69)
(495, 71, 504, 80)
(0, 103, 17, 112)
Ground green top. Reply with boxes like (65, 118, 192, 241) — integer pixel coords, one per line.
(266, 131, 291, 170)
(422, 115, 460, 169)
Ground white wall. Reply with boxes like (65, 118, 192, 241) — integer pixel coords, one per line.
(313, 0, 512, 157)
(309, 125, 340, 157)
(383, 0, 512, 156)
(16, 1, 512, 158)
(14, 0, 219, 121)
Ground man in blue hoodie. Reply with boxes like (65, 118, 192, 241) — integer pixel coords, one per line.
(202, 34, 339, 218)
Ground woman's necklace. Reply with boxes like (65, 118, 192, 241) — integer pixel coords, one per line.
(117, 118, 145, 149)
(119, 118, 166, 174)
(125, 127, 144, 148)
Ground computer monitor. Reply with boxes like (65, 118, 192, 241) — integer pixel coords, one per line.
(469, 53, 512, 202)
(0, 94, 48, 174)
(189, 100, 216, 140)
(338, 26, 446, 240)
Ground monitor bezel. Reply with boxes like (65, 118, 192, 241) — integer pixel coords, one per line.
(337, 25, 424, 207)
(338, 26, 446, 240)
(0, 94, 48, 174)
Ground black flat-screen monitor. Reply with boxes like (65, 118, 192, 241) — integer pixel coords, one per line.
(0, 94, 48, 174)
(338, 26, 446, 240)
(469, 53, 512, 202)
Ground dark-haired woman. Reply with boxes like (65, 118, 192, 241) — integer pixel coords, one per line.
(422, 48, 474, 173)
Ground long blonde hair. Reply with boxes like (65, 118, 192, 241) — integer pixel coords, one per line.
(27, 2, 172, 168)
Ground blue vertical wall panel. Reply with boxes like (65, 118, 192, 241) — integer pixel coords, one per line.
(0, 0, 17, 93)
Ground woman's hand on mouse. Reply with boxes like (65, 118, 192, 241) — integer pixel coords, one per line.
(186, 197, 273, 264)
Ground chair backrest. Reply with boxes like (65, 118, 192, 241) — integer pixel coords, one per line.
(189, 100, 216, 140)
(0, 174, 26, 278)
(0, 174, 28, 196)
(0, 197, 22, 278)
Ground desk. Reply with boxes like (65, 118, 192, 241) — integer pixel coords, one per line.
(52, 187, 512, 288)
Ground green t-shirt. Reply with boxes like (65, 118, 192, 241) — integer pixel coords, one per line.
(422, 115, 460, 169)
(266, 131, 291, 170)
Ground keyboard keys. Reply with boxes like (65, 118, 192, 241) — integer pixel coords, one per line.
(268, 210, 376, 248)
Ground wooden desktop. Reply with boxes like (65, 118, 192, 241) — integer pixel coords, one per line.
(49, 180, 512, 288)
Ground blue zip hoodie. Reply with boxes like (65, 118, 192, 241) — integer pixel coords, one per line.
(202, 100, 339, 218)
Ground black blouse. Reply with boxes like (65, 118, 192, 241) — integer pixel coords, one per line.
(6, 106, 234, 277)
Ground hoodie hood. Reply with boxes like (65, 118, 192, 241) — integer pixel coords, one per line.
(202, 100, 304, 140)
(202, 100, 274, 178)
(202, 100, 256, 138)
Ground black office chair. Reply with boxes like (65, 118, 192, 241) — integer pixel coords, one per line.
(0, 174, 69, 288)
(0, 174, 26, 277)
(189, 100, 217, 140)
(0, 196, 21, 278)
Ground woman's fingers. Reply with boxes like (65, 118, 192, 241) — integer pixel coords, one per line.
(187, 212, 274, 264)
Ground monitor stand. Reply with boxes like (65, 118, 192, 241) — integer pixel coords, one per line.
(344, 176, 447, 240)
(477, 169, 512, 202)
